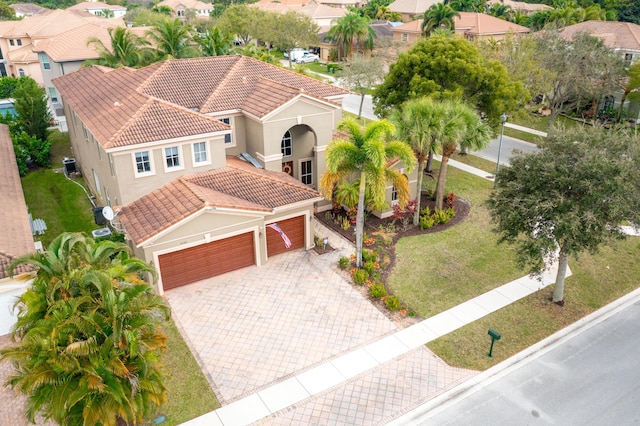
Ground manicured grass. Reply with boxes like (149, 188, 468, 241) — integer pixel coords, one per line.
(152, 319, 220, 425)
(297, 61, 342, 77)
(428, 237, 640, 371)
(503, 127, 545, 144)
(388, 165, 522, 318)
(451, 152, 497, 174)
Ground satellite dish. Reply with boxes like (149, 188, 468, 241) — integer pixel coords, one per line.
(102, 206, 115, 221)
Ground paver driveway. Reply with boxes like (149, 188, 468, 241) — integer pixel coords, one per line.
(166, 225, 398, 404)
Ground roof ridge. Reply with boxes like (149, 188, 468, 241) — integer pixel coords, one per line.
(199, 55, 244, 111)
(106, 98, 155, 148)
(625, 22, 640, 49)
(181, 178, 269, 210)
(136, 59, 173, 95)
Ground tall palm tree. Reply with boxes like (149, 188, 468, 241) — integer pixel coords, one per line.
(196, 26, 234, 56)
(1, 233, 169, 426)
(328, 12, 375, 60)
(421, 3, 460, 36)
(147, 17, 200, 59)
(391, 97, 448, 225)
(433, 99, 491, 210)
(320, 119, 416, 267)
(87, 26, 152, 68)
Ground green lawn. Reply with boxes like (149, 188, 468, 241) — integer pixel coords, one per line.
(451, 153, 497, 174)
(20, 130, 220, 423)
(388, 166, 522, 317)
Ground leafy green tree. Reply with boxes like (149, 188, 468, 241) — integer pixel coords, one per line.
(87, 26, 152, 68)
(421, 3, 460, 36)
(13, 77, 51, 142)
(328, 12, 375, 60)
(0, 233, 170, 426)
(232, 44, 280, 65)
(320, 119, 416, 267)
(374, 36, 528, 128)
(147, 17, 200, 59)
(535, 31, 625, 129)
(432, 99, 491, 210)
(488, 125, 640, 304)
(218, 5, 263, 45)
(0, 1, 16, 20)
(340, 55, 385, 118)
(152, 5, 174, 16)
(617, 60, 640, 122)
(269, 11, 319, 68)
(0, 76, 20, 98)
(196, 26, 234, 56)
(446, 0, 487, 12)
(12, 131, 51, 174)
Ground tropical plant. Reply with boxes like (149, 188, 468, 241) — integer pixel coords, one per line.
(13, 77, 51, 142)
(87, 26, 152, 68)
(617, 60, 640, 123)
(320, 119, 416, 267)
(0, 233, 170, 426)
(147, 17, 200, 59)
(196, 26, 234, 56)
(328, 12, 375, 60)
(421, 3, 460, 36)
(432, 99, 491, 210)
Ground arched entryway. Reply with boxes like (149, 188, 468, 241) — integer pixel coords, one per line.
(280, 124, 317, 188)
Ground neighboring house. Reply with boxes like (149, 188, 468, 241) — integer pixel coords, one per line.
(53, 55, 354, 293)
(33, 22, 148, 131)
(0, 9, 117, 84)
(388, 0, 440, 22)
(487, 0, 553, 14)
(157, 0, 213, 18)
(391, 13, 529, 44)
(255, 0, 365, 10)
(0, 124, 36, 336)
(252, 0, 348, 28)
(559, 20, 640, 123)
(10, 3, 50, 18)
(67, 1, 127, 18)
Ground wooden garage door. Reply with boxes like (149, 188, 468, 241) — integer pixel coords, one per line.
(266, 216, 305, 257)
(159, 232, 255, 290)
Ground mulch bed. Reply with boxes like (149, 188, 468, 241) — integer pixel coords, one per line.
(315, 191, 471, 325)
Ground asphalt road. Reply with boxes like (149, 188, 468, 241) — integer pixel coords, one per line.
(341, 93, 378, 121)
(474, 134, 540, 165)
(417, 301, 640, 425)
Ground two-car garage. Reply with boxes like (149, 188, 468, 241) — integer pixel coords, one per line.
(157, 215, 306, 291)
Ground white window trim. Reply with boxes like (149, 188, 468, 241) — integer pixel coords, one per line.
(133, 150, 155, 178)
(192, 141, 211, 167)
(220, 117, 235, 147)
(299, 157, 313, 186)
(281, 130, 292, 157)
(163, 145, 184, 173)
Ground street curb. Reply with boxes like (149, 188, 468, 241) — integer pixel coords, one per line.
(387, 286, 640, 425)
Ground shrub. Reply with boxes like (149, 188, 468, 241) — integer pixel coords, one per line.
(352, 268, 368, 285)
(324, 211, 334, 222)
(384, 295, 401, 311)
(363, 261, 376, 276)
(362, 249, 377, 263)
(420, 206, 431, 217)
(338, 256, 349, 269)
(432, 208, 451, 225)
(369, 283, 386, 299)
(420, 214, 435, 230)
(341, 217, 351, 230)
(446, 192, 456, 208)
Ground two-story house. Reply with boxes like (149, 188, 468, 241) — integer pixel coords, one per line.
(157, 0, 213, 19)
(33, 22, 149, 131)
(559, 20, 640, 123)
(53, 55, 355, 292)
(67, 1, 127, 18)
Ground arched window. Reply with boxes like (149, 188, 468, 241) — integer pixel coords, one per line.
(281, 130, 292, 157)
(18, 68, 25, 77)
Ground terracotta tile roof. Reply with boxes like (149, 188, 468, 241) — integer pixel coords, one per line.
(120, 157, 321, 244)
(392, 13, 529, 36)
(488, 0, 552, 13)
(68, 1, 126, 12)
(8, 44, 37, 63)
(0, 9, 104, 38)
(54, 56, 347, 148)
(388, 0, 440, 15)
(251, 0, 348, 20)
(0, 124, 35, 279)
(158, 0, 212, 10)
(559, 20, 640, 52)
(32, 22, 138, 62)
(10, 3, 50, 16)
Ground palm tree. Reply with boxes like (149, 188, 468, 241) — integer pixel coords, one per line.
(433, 99, 491, 210)
(147, 17, 200, 59)
(87, 26, 152, 68)
(328, 12, 375, 60)
(421, 3, 460, 36)
(320, 119, 416, 267)
(196, 26, 234, 56)
(446, 0, 486, 12)
(1, 233, 169, 426)
(391, 97, 448, 225)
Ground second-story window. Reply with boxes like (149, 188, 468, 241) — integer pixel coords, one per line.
(165, 146, 180, 169)
(281, 130, 292, 157)
(42, 54, 51, 70)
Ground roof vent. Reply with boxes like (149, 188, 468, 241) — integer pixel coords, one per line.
(238, 152, 263, 169)
(113, 101, 120, 107)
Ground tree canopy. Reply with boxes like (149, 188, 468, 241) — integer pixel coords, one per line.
(373, 36, 528, 128)
(13, 77, 51, 142)
(488, 125, 640, 304)
(0, 233, 170, 426)
(87, 26, 152, 68)
(340, 55, 385, 118)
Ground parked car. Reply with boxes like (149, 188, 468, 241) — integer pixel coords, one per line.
(295, 53, 319, 64)
(284, 48, 306, 60)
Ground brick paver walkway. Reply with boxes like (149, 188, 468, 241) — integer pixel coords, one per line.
(166, 222, 397, 404)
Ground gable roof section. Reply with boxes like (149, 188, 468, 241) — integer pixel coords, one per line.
(53, 65, 228, 149)
(559, 21, 640, 52)
(120, 157, 321, 245)
(388, 0, 440, 15)
(0, 124, 34, 279)
(0, 9, 104, 39)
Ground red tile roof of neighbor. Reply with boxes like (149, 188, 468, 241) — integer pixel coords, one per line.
(0, 124, 35, 279)
(393, 13, 529, 35)
(559, 21, 640, 52)
(53, 55, 348, 149)
(119, 157, 322, 245)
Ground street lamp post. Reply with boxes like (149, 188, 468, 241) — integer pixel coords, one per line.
(494, 113, 508, 189)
